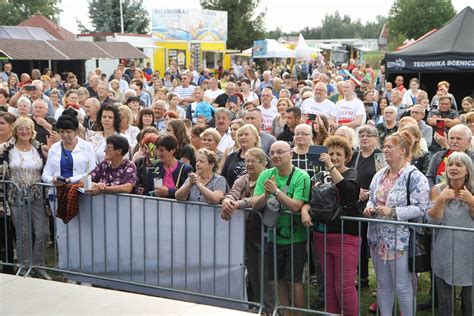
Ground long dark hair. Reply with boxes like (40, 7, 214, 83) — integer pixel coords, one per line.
(137, 108, 154, 130)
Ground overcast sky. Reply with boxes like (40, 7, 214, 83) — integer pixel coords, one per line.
(59, 0, 472, 34)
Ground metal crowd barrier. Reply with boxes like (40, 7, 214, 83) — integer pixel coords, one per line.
(269, 211, 474, 316)
(23, 182, 265, 313)
(2, 181, 473, 316)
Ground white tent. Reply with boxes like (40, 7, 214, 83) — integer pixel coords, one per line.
(252, 39, 295, 58)
(295, 33, 311, 59)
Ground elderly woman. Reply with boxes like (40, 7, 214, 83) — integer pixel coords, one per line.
(301, 135, 361, 316)
(376, 106, 398, 145)
(427, 151, 473, 316)
(271, 98, 292, 137)
(147, 135, 193, 198)
(48, 88, 62, 114)
(334, 125, 358, 150)
(220, 147, 270, 308)
(175, 148, 227, 204)
(118, 105, 140, 152)
(201, 128, 222, 160)
(14, 96, 32, 118)
(0, 117, 49, 278)
(87, 135, 137, 195)
(89, 104, 122, 163)
(350, 125, 383, 289)
(221, 124, 265, 188)
(363, 132, 430, 316)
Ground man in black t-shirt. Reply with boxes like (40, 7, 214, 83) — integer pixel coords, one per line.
(277, 107, 301, 145)
(32, 99, 56, 145)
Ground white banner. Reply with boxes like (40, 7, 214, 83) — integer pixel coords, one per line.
(55, 194, 246, 303)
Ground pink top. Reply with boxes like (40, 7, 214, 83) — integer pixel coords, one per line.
(162, 161, 179, 189)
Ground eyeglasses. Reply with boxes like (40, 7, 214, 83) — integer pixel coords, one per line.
(294, 132, 312, 136)
(269, 149, 291, 156)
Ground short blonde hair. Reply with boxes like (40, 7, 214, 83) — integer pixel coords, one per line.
(12, 117, 37, 141)
(236, 124, 261, 148)
(200, 128, 222, 144)
(118, 105, 133, 127)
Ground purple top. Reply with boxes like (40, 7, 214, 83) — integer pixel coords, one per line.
(91, 159, 137, 192)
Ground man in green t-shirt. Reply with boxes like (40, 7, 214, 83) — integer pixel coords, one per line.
(252, 141, 310, 312)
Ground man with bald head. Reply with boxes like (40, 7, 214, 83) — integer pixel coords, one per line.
(252, 140, 311, 314)
(86, 74, 99, 98)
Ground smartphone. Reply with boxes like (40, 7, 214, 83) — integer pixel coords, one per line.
(25, 85, 37, 91)
(305, 113, 317, 124)
(56, 176, 67, 183)
(307, 145, 328, 168)
(436, 119, 446, 137)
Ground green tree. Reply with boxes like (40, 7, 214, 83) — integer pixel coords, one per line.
(200, 0, 266, 50)
(77, 0, 150, 34)
(388, 0, 455, 40)
(0, 0, 60, 25)
(296, 12, 387, 40)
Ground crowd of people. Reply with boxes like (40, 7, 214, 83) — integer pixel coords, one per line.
(0, 58, 473, 316)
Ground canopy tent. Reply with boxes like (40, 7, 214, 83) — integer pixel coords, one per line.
(384, 6, 474, 102)
(295, 34, 311, 59)
(252, 39, 295, 59)
(385, 6, 474, 73)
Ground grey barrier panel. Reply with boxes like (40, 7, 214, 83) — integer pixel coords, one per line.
(55, 193, 247, 305)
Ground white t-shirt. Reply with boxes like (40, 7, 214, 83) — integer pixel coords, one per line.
(334, 98, 366, 125)
(175, 85, 195, 99)
(204, 89, 225, 102)
(217, 130, 235, 153)
(300, 98, 336, 118)
(258, 105, 278, 134)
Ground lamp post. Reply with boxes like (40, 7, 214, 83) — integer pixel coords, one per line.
(119, 0, 124, 33)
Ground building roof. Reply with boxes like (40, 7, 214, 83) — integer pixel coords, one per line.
(18, 13, 75, 41)
(0, 26, 57, 40)
(94, 42, 148, 59)
(0, 39, 147, 60)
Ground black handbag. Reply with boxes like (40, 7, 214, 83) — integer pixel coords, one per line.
(406, 169, 432, 273)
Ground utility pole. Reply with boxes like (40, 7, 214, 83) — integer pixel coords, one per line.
(119, 0, 124, 33)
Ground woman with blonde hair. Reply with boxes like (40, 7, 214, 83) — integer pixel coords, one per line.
(0, 117, 49, 278)
(271, 98, 293, 137)
(220, 123, 264, 188)
(109, 79, 122, 100)
(334, 125, 358, 150)
(118, 105, 140, 152)
(175, 148, 228, 204)
(399, 124, 431, 174)
(200, 128, 223, 160)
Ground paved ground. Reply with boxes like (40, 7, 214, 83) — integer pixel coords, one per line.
(0, 273, 255, 315)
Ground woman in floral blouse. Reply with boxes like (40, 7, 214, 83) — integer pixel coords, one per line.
(87, 135, 137, 195)
(363, 131, 430, 316)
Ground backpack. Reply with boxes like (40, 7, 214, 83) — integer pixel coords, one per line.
(309, 181, 342, 224)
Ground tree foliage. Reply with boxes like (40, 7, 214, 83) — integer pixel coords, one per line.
(78, 0, 150, 34)
(0, 0, 60, 25)
(271, 12, 387, 40)
(388, 0, 456, 40)
(200, 0, 266, 50)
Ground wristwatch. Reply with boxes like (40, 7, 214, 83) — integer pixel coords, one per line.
(274, 189, 281, 197)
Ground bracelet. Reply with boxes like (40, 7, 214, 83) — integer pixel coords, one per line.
(328, 166, 336, 172)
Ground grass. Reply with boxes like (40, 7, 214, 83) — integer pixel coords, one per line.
(35, 240, 464, 315)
